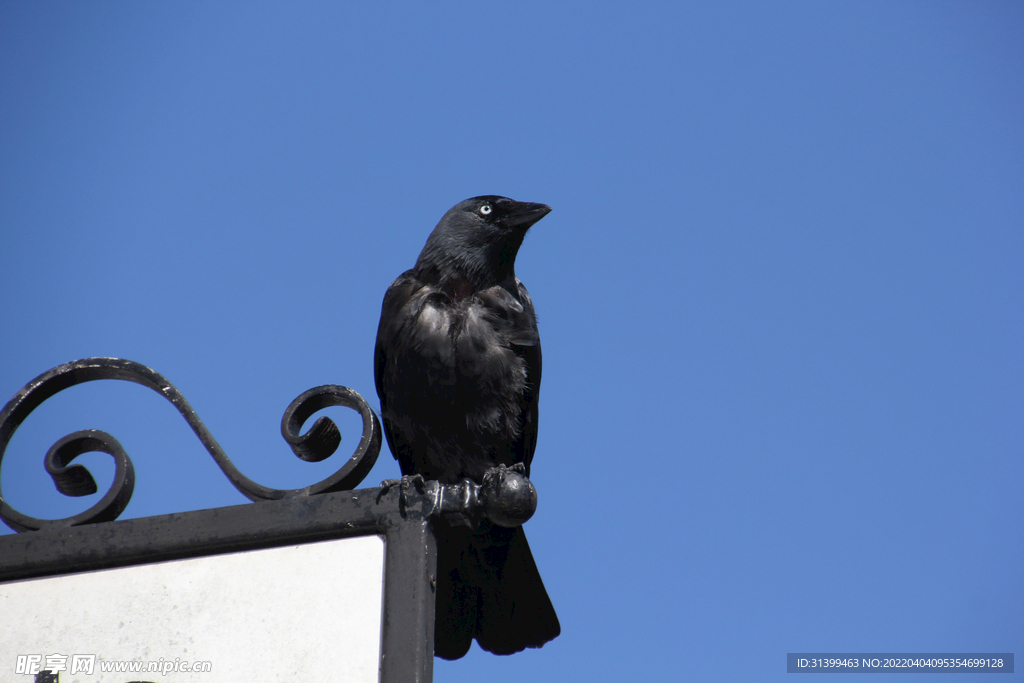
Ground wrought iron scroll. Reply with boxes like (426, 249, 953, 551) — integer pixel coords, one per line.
(0, 358, 381, 533)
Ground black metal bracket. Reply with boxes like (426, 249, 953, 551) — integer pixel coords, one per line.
(420, 473, 537, 528)
(0, 358, 547, 683)
(0, 357, 382, 533)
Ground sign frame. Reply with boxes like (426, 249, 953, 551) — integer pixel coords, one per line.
(0, 485, 438, 683)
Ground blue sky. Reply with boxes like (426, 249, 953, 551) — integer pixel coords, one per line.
(1, 2, 1021, 681)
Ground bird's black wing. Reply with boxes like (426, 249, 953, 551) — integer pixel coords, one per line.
(374, 270, 443, 477)
(509, 278, 542, 475)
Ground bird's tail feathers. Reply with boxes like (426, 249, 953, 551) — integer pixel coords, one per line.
(475, 526, 560, 655)
(432, 523, 560, 659)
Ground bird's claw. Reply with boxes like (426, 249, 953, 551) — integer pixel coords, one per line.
(377, 474, 426, 508)
(481, 462, 526, 489)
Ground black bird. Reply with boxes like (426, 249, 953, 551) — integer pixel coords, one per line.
(374, 196, 560, 659)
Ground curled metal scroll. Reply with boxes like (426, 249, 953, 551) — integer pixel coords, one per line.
(0, 358, 381, 533)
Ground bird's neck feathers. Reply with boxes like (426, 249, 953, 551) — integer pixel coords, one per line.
(415, 227, 524, 296)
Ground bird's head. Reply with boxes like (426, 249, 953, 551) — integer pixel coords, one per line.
(415, 196, 551, 294)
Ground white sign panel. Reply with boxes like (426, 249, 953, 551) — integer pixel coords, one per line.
(2, 534, 385, 682)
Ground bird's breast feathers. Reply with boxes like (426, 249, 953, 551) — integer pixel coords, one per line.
(380, 277, 537, 440)
(406, 284, 531, 390)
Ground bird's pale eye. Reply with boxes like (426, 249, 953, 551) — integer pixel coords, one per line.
(479, 205, 492, 215)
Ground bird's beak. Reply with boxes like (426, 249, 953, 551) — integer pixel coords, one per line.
(502, 202, 552, 231)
